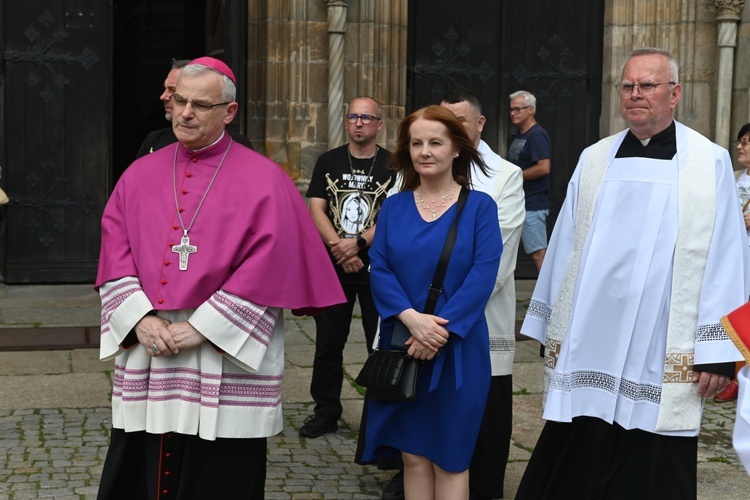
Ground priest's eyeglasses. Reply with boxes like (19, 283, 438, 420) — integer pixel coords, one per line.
(173, 93, 233, 113)
(615, 82, 675, 97)
(346, 113, 381, 125)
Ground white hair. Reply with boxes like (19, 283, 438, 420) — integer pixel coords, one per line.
(509, 90, 536, 109)
(178, 64, 236, 102)
(621, 47, 680, 83)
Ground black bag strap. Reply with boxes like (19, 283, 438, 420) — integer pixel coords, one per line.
(423, 186, 469, 314)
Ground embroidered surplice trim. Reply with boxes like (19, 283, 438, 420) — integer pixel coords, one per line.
(207, 290, 278, 346)
(527, 298, 552, 325)
(544, 338, 562, 369)
(113, 363, 282, 409)
(100, 277, 143, 336)
(219, 372, 282, 408)
(663, 352, 694, 383)
(696, 322, 731, 343)
(549, 369, 662, 405)
(489, 337, 515, 353)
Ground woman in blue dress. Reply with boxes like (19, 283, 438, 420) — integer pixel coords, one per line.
(361, 105, 502, 499)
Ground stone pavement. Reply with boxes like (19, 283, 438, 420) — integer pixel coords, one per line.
(0, 282, 749, 499)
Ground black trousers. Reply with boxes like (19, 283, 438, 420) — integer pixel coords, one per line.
(469, 374, 513, 499)
(515, 416, 697, 500)
(310, 280, 378, 419)
(97, 429, 267, 500)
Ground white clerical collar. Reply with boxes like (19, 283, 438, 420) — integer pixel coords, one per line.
(640, 137, 651, 146)
(191, 131, 226, 152)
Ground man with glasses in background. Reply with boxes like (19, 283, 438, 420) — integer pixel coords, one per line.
(508, 90, 551, 273)
(516, 47, 748, 498)
(301, 96, 396, 438)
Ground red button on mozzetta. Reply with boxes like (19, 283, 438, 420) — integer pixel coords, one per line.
(186, 173, 193, 178)
(164, 261, 170, 266)
(191, 157, 198, 163)
(182, 190, 188, 194)
(157, 299, 164, 304)
(173, 225, 179, 230)
(161, 280, 167, 285)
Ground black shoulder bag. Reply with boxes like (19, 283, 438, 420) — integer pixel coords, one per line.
(355, 187, 469, 401)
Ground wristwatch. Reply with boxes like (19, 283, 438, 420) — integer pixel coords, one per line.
(356, 235, 367, 249)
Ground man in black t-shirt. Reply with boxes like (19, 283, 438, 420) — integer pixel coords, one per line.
(302, 97, 395, 438)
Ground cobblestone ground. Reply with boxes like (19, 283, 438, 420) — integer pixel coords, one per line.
(0, 404, 391, 500)
(0, 408, 109, 500)
(699, 397, 743, 465)
(0, 400, 744, 499)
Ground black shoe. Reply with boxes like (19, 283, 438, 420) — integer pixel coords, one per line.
(299, 414, 338, 438)
(381, 470, 404, 500)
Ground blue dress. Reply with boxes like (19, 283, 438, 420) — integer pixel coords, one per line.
(361, 188, 502, 472)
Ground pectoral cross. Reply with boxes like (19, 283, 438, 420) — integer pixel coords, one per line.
(172, 231, 197, 271)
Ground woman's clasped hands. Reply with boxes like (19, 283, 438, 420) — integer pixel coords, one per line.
(397, 308, 450, 360)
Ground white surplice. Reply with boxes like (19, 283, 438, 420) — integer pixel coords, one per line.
(522, 125, 748, 437)
(475, 140, 525, 376)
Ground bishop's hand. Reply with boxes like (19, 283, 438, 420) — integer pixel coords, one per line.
(135, 314, 177, 356)
(168, 321, 208, 350)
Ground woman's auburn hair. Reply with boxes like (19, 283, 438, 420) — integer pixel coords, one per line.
(389, 105, 487, 191)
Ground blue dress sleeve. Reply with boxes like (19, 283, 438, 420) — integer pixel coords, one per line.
(369, 196, 412, 320)
(438, 194, 502, 338)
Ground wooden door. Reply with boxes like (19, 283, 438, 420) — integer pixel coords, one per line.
(408, 0, 604, 278)
(0, 2, 112, 283)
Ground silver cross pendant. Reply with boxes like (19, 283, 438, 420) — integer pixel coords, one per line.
(172, 231, 197, 271)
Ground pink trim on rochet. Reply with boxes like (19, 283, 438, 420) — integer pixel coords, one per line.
(112, 364, 282, 409)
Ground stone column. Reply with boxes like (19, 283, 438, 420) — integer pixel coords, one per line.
(327, 0, 348, 149)
(715, 0, 745, 148)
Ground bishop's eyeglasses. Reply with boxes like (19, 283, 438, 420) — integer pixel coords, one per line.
(615, 82, 675, 97)
(172, 93, 233, 113)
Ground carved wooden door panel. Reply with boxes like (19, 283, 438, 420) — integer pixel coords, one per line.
(408, 0, 604, 278)
(0, 3, 111, 283)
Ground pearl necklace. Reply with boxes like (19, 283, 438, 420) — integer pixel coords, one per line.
(415, 182, 457, 221)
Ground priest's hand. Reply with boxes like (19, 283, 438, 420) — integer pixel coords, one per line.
(135, 314, 178, 357)
(330, 237, 360, 265)
(693, 370, 730, 398)
(168, 321, 208, 350)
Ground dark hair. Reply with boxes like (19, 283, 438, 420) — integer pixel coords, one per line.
(171, 58, 191, 69)
(390, 105, 487, 191)
(440, 89, 482, 115)
(738, 123, 750, 142)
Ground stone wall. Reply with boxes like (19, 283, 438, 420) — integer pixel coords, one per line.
(602, 0, 720, 139)
(245, 0, 749, 184)
(245, 0, 407, 188)
(733, 5, 750, 148)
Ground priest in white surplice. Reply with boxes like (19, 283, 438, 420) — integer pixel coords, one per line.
(441, 91, 525, 500)
(516, 48, 749, 499)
